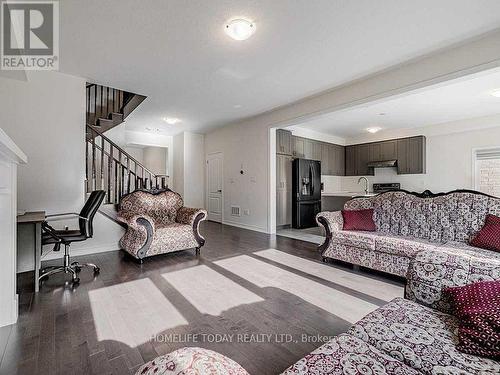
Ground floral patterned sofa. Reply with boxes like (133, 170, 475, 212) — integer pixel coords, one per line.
(316, 189, 500, 277)
(117, 189, 207, 261)
(282, 247, 500, 374)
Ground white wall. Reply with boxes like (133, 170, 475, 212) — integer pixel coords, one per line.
(205, 123, 269, 233)
(143, 146, 167, 175)
(171, 132, 205, 208)
(124, 146, 144, 164)
(0, 71, 124, 271)
(183, 133, 205, 208)
(172, 133, 184, 195)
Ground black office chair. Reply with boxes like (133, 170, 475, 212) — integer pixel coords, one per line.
(40, 190, 106, 284)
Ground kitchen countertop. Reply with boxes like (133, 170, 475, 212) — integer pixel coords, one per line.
(321, 191, 378, 197)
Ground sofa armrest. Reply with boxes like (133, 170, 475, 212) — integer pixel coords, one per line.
(316, 211, 343, 232)
(405, 247, 500, 314)
(176, 207, 207, 225)
(316, 211, 343, 256)
(117, 211, 156, 232)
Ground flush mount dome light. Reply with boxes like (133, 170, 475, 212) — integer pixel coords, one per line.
(367, 127, 382, 134)
(163, 117, 181, 125)
(491, 89, 500, 98)
(225, 18, 256, 41)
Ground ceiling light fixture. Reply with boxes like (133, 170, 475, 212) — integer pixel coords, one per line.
(163, 117, 181, 125)
(224, 18, 256, 41)
(491, 89, 500, 98)
(366, 127, 382, 134)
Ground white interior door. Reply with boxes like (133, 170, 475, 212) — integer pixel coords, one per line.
(206, 152, 223, 223)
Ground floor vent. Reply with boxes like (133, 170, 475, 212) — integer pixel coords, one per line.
(231, 206, 241, 216)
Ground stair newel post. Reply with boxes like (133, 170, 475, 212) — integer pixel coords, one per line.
(94, 84, 97, 125)
(106, 86, 109, 119)
(100, 85, 103, 119)
(107, 144, 112, 204)
(134, 161, 138, 191)
(85, 135, 89, 192)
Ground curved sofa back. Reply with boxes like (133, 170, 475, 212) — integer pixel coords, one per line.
(119, 189, 183, 225)
(344, 190, 500, 243)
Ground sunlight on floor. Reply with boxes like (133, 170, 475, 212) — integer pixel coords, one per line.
(89, 278, 188, 347)
(162, 265, 264, 315)
(254, 249, 403, 301)
(215, 255, 379, 323)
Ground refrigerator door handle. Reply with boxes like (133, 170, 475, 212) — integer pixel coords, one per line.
(310, 164, 315, 195)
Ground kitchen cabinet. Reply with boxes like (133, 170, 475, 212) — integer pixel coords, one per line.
(345, 145, 356, 176)
(292, 137, 305, 158)
(312, 141, 322, 161)
(332, 144, 345, 175)
(321, 144, 330, 174)
(276, 129, 292, 155)
(356, 144, 374, 176)
(369, 140, 397, 161)
(276, 154, 292, 226)
(397, 136, 426, 174)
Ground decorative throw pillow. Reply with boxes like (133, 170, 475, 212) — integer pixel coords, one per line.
(342, 209, 376, 231)
(445, 280, 500, 359)
(469, 214, 500, 252)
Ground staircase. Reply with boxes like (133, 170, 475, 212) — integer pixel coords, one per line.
(85, 83, 168, 205)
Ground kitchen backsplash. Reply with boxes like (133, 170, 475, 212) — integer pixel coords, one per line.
(322, 168, 427, 193)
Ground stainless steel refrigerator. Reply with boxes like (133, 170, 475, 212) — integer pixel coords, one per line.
(292, 158, 321, 229)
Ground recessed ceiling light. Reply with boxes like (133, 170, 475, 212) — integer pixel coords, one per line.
(163, 117, 181, 125)
(233, 104, 242, 109)
(366, 127, 382, 134)
(491, 89, 500, 98)
(224, 18, 256, 41)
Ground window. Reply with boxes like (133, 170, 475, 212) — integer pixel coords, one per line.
(474, 148, 500, 197)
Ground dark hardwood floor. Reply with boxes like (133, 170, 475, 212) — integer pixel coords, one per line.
(1, 222, 403, 375)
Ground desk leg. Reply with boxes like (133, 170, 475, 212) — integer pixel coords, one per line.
(34, 223, 41, 293)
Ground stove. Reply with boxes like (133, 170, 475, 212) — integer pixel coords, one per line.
(373, 183, 401, 194)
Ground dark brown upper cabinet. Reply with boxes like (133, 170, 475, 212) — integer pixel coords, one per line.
(369, 140, 397, 161)
(397, 136, 426, 174)
(276, 129, 292, 155)
(291, 136, 345, 176)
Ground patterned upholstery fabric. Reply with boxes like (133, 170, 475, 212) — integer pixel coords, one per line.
(282, 250, 500, 375)
(281, 334, 420, 375)
(136, 347, 249, 375)
(405, 247, 500, 314)
(117, 190, 207, 259)
(347, 297, 500, 374)
(317, 190, 500, 277)
(445, 280, 500, 358)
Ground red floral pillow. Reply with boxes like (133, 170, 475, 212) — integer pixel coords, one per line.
(342, 209, 376, 231)
(470, 214, 500, 252)
(445, 280, 500, 359)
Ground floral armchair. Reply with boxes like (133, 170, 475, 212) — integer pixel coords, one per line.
(117, 189, 207, 261)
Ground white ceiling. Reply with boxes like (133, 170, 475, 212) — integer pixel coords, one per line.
(291, 68, 500, 138)
(59, 0, 500, 136)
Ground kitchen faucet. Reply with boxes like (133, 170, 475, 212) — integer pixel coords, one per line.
(358, 177, 369, 194)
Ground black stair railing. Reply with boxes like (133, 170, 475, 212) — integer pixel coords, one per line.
(85, 125, 169, 204)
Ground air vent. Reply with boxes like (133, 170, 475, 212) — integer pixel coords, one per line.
(231, 206, 241, 216)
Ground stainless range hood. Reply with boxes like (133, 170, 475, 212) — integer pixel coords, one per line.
(367, 160, 398, 168)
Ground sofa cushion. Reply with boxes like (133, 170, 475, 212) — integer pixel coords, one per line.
(148, 223, 199, 256)
(281, 333, 420, 375)
(342, 209, 376, 231)
(374, 235, 440, 258)
(331, 230, 381, 251)
(445, 280, 500, 359)
(438, 241, 500, 260)
(347, 297, 500, 374)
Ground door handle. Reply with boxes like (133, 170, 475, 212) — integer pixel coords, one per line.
(217, 189, 222, 193)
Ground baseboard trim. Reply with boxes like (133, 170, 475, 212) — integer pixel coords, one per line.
(222, 220, 269, 234)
